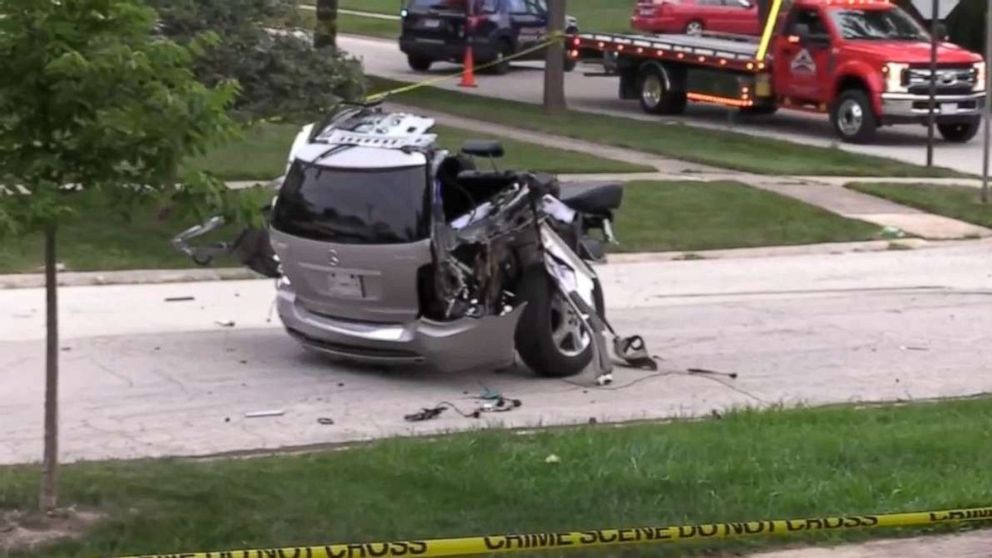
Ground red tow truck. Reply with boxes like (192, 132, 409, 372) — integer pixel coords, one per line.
(571, 0, 986, 143)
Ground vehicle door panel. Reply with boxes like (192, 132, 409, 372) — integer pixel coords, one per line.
(773, 7, 834, 103)
(508, 0, 547, 50)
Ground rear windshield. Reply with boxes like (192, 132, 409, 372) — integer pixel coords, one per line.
(408, 0, 499, 13)
(272, 161, 430, 245)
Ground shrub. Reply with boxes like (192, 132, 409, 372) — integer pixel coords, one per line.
(147, 0, 366, 119)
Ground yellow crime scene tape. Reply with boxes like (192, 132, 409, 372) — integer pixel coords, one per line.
(365, 33, 568, 103)
(119, 506, 992, 558)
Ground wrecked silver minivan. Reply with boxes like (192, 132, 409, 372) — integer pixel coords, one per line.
(176, 104, 650, 378)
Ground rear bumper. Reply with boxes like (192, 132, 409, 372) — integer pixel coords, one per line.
(399, 35, 498, 62)
(880, 91, 985, 124)
(277, 284, 521, 371)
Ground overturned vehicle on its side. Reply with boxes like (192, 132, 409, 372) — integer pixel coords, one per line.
(176, 104, 650, 378)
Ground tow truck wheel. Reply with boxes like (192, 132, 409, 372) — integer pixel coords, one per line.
(831, 89, 878, 144)
(938, 119, 981, 143)
(637, 65, 686, 115)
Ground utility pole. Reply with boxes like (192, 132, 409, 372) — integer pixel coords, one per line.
(983, 0, 991, 202)
(315, 0, 338, 49)
(543, 0, 567, 114)
(925, 0, 939, 167)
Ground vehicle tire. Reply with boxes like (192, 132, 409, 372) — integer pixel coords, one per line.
(637, 64, 687, 115)
(564, 27, 579, 72)
(830, 89, 877, 144)
(407, 55, 433, 72)
(514, 265, 603, 378)
(938, 119, 980, 143)
(685, 20, 704, 35)
(491, 38, 513, 75)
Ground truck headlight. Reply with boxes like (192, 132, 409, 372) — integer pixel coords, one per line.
(974, 61, 986, 92)
(883, 62, 909, 93)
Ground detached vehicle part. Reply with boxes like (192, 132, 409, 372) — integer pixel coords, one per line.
(175, 103, 643, 377)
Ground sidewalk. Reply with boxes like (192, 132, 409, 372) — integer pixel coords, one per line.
(751, 529, 992, 557)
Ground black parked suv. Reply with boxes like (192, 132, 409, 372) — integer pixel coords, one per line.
(399, 0, 578, 74)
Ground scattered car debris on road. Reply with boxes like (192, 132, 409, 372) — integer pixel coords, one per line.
(244, 409, 285, 418)
(215, 320, 236, 328)
(687, 368, 739, 379)
(404, 396, 523, 422)
(164, 296, 195, 302)
(317, 417, 335, 425)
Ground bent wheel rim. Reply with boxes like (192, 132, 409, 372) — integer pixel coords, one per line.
(550, 292, 591, 357)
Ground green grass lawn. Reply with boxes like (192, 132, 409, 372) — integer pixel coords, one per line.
(0, 188, 274, 274)
(613, 181, 881, 252)
(0, 122, 647, 274)
(0, 179, 874, 274)
(4, 398, 992, 558)
(297, 10, 402, 39)
(368, 77, 960, 178)
(847, 183, 992, 228)
(188, 121, 652, 181)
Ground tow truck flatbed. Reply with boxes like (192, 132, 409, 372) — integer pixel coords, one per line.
(575, 31, 764, 73)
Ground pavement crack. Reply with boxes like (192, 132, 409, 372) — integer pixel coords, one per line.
(88, 356, 135, 388)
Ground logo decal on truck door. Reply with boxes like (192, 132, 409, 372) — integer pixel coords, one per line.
(790, 49, 816, 75)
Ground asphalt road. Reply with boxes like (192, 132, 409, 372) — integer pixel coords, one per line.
(342, 34, 987, 176)
(3, 241, 992, 465)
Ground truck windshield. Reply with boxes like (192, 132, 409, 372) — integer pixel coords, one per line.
(272, 161, 430, 245)
(830, 8, 929, 41)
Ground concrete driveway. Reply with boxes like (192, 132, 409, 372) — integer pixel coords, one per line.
(341, 35, 988, 176)
(3, 241, 991, 465)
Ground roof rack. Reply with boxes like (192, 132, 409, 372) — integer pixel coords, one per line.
(313, 111, 438, 150)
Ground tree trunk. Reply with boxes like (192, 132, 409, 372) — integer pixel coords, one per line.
(543, 0, 567, 114)
(314, 0, 339, 49)
(39, 224, 59, 514)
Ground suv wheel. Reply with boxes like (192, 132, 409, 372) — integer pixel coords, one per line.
(407, 55, 432, 72)
(514, 266, 602, 378)
(831, 89, 877, 143)
(491, 39, 513, 75)
(938, 119, 980, 143)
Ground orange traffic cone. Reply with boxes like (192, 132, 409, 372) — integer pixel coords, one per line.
(459, 45, 477, 88)
(459, 17, 478, 88)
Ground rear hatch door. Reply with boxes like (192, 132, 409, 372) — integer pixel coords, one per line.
(270, 155, 432, 324)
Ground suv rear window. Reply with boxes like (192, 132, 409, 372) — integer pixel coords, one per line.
(408, 0, 499, 13)
(272, 161, 430, 245)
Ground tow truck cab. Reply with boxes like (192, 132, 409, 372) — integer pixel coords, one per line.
(577, 0, 986, 143)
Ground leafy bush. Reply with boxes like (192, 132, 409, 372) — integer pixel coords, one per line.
(147, 0, 366, 119)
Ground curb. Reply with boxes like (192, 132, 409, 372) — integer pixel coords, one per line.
(3, 238, 972, 289)
(0, 268, 262, 290)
